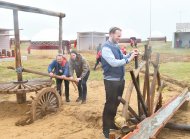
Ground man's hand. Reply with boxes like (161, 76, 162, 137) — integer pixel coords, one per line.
(49, 72, 54, 77)
(76, 78, 81, 82)
(128, 52, 138, 62)
(61, 75, 66, 79)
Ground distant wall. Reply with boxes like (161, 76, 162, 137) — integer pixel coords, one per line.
(147, 37, 167, 42)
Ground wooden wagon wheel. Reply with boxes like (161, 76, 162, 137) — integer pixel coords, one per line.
(30, 87, 61, 121)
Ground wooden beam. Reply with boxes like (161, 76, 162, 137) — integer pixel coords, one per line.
(153, 81, 165, 112)
(135, 56, 142, 117)
(7, 66, 78, 84)
(58, 17, 63, 54)
(13, 9, 26, 104)
(13, 10, 22, 81)
(122, 62, 146, 120)
(0, 1, 65, 17)
(130, 71, 148, 117)
(150, 53, 160, 114)
(144, 45, 151, 116)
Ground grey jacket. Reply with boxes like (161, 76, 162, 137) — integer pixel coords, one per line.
(69, 54, 90, 78)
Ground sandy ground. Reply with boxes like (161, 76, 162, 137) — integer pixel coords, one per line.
(0, 79, 190, 139)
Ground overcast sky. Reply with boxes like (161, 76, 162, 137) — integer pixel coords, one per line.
(0, 0, 190, 41)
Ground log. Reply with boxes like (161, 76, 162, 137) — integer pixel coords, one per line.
(130, 71, 148, 117)
(165, 122, 190, 131)
(7, 66, 78, 84)
(0, 1, 65, 17)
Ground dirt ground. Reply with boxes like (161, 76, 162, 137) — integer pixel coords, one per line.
(0, 79, 189, 139)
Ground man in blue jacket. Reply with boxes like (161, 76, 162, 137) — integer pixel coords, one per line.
(48, 54, 70, 102)
(101, 27, 138, 138)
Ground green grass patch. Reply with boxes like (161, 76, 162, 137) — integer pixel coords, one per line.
(160, 62, 190, 81)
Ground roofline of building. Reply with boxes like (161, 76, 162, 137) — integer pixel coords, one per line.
(77, 31, 108, 34)
(0, 28, 13, 31)
(175, 31, 190, 33)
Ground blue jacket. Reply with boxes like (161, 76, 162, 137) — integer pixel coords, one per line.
(101, 41, 125, 80)
(48, 60, 69, 77)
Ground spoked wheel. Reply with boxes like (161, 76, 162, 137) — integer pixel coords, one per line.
(30, 87, 61, 121)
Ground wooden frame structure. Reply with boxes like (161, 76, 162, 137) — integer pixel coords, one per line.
(0, 1, 66, 103)
(111, 45, 190, 139)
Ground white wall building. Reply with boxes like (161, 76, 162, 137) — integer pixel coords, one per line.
(172, 23, 190, 48)
(77, 32, 107, 51)
(0, 28, 10, 51)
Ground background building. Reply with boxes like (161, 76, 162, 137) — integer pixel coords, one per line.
(77, 32, 107, 51)
(0, 28, 11, 51)
(173, 23, 190, 48)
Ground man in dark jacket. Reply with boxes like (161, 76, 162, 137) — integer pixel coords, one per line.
(69, 50, 90, 104)
(48, 54, 70, 102)
(101, 27, 138, 138)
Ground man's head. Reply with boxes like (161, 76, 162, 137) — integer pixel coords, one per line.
(109, 27, 122, 43)
(70, 50, 78, 60)
(56, 54, 64, 64)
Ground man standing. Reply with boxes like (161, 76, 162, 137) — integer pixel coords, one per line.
(69, 50, 90, 104)
(101, 27, 138, 138)
(48, 54, 70, 102)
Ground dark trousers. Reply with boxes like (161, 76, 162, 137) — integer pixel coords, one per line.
(77, 71, 90, 100)
(56, 79, 70, 99)
(103, 79, 125, 132)
(94, 58, 101, 70)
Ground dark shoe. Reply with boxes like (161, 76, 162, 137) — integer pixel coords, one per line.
(66, 98, 70, 102)
(103, 130, 109, 139)
(76, 97, 82, 102)
(81, 100, 86, 104)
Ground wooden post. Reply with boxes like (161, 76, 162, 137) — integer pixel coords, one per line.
(59, 17, 63, 54)
(144, 45, 151, 116)
(150, 53, 160, 114)
(157, 71, 162, 108)
(13, 10, 26, 104)
(135, 55, 142, 116)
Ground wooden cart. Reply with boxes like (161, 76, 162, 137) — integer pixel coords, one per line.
(0, 1, 70, 125)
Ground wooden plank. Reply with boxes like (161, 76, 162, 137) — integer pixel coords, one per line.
(122, 88, 190, 139)
(0, 1, 65, 17)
